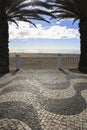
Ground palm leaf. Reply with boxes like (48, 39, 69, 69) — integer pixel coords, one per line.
(2, 0, 56, 26)
(48, 0, 87, 21)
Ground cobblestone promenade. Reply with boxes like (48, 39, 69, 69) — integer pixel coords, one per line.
(0, 70, 87, 130)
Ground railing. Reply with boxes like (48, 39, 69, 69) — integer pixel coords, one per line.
(61, 56, 80, 69)
(9, 54, 80, 70)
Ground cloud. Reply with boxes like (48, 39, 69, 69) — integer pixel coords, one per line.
(9, 21, 79, 40)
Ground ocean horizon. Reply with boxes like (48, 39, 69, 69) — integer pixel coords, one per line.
(10, 49, 80, 54)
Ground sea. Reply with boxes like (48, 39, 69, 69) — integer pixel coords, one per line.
(10, 49, 80, 54)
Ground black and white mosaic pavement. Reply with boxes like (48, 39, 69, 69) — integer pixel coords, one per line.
(0, 70, 87, 130)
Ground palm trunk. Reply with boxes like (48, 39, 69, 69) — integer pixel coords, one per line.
(78, 20, 87, 73)
(0, 13, 9, 74)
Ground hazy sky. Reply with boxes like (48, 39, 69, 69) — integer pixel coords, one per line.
(9, 17, 80, 53)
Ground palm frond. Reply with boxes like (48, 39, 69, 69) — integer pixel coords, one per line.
(8, 18, 19, 26)
(30, 1, 54, 9)
(2, 0, 56, 26)
(50, 0, 87, 21)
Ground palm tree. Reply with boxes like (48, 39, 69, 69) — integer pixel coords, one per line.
(48, 0, 87, 73)
(0, 0, 55, 74)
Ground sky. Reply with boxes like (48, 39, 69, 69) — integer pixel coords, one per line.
(9, 12, 80, 53)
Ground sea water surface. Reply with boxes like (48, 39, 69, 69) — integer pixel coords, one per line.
(10, 49, 80, 54)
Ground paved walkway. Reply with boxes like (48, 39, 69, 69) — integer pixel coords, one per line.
(0, 70, 87, 130)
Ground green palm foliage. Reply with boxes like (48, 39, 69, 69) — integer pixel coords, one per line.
(0, 0, 55, 73)
(48, 0, 87, 73)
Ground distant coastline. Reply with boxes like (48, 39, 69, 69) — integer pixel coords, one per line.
(9, 49, 80, 54)
(9, 52, 80, 58)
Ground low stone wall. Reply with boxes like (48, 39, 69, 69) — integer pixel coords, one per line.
(9, 55, 80, 70)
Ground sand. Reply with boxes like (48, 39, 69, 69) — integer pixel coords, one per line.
(9, 53, 80, 58)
